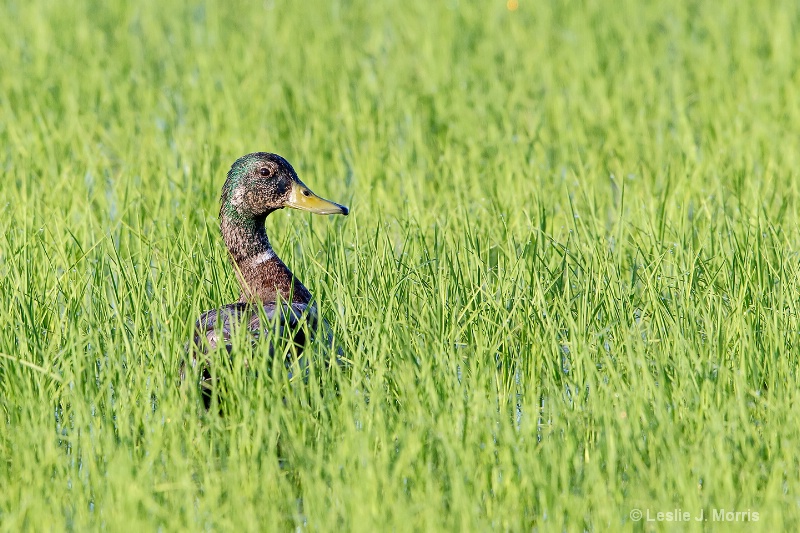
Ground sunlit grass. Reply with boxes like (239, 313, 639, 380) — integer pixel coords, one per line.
(2, 0, 800, 530)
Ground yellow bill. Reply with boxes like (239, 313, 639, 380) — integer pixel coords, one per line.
(285, 181, 349, 215)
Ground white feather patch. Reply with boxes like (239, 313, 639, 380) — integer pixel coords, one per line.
(250, 250, 276, 266)
(230, 188, 247, 208)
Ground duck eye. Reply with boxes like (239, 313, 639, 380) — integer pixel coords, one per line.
(259, 167, 270, 177)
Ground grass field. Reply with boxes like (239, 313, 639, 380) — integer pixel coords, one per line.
(2, 0, 800, 530)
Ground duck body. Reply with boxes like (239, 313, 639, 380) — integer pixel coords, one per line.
(187, 152, 348, 405)
(193, 301, 314, 356)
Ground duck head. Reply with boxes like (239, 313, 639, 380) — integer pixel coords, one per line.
(221, 152, 349, 220)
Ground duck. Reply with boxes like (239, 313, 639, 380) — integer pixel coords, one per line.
(185, 152, 349, 408)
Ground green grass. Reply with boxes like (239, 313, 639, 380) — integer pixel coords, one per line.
(2, 0, 800, 530)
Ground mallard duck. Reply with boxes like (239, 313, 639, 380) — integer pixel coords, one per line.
(185, 152, 349, 407)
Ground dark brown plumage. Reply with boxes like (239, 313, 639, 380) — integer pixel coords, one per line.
(184, 152, 349, 408)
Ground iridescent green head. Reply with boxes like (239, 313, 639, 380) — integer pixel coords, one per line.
(221, 152, 349, 221)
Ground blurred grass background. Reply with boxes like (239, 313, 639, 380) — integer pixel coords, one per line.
(2, 0, 800, 530)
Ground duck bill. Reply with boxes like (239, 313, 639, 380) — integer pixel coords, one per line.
(285, 182, 349, 215)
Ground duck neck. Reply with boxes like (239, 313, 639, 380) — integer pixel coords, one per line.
(220, 213, 312, 304)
